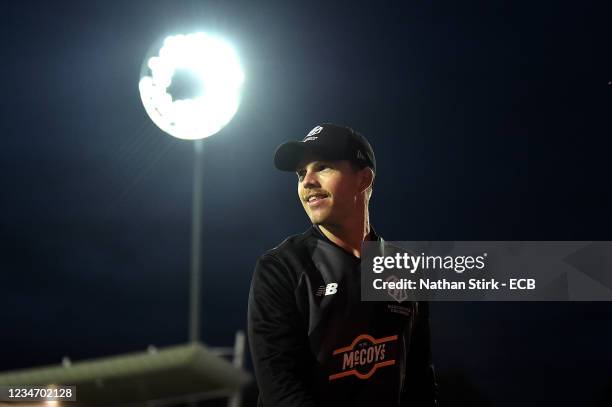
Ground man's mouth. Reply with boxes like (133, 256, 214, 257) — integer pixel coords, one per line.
(305, 193, 329, 207)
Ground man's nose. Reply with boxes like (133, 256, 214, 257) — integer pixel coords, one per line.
(302, 170, 320, 188)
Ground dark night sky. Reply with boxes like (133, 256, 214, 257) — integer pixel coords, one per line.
(1, 1, 612, 406)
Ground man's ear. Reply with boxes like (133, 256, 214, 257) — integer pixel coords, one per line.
(359, 167, 374, 193)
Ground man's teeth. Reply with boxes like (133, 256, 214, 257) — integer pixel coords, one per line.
(308, 195, 325, 202)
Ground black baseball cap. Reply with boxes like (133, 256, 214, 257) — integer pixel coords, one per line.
(274, 123, 376, 173)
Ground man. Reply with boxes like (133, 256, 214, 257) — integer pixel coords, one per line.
(247, 123, 438, 407)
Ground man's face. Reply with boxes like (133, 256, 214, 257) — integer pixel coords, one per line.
(296, 156, 363, 227)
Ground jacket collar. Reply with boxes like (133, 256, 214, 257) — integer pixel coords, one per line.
(311, 224, 382, 259)
(312, 224, 381, 240)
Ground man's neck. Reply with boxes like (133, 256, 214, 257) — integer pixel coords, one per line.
(318, 217, 371, 258)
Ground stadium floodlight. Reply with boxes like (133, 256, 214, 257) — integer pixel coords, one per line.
(138, 32, 245, 345)
(139, 32, 244, 140)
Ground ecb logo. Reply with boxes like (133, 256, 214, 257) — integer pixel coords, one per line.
(304, 126, 323, 139)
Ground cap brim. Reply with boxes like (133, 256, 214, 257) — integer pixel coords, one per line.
(274, 140, 343, 172)
(273, 141, 311, 171)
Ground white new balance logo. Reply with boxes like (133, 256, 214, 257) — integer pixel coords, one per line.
(316, 283, 338, 296)
(325, 283, 338, 295)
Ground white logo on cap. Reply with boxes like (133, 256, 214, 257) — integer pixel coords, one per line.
(304, 125, 323, 140)
(357, 150, 366, 160)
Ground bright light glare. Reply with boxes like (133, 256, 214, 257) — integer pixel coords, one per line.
(139, 32, 244, 140)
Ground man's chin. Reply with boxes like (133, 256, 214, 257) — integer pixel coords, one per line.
(307, 211, 327, 225)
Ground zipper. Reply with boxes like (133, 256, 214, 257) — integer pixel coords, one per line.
(399, 301, 416, 400)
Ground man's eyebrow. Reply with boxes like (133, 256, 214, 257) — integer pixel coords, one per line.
(296, 160, 332, 172)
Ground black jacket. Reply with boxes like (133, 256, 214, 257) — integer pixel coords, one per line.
(248, 225, 438, 407)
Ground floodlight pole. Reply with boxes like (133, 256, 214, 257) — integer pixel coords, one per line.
(189, 139, 204, 343)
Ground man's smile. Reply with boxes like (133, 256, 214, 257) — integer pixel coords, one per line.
(304, 192, 329, 208)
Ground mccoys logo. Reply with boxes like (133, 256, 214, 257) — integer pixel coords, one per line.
(328, 334, 398, 381)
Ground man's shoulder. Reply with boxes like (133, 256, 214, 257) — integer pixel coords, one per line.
(252, 227, 316, 286)
(258, 227, 315, 263)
